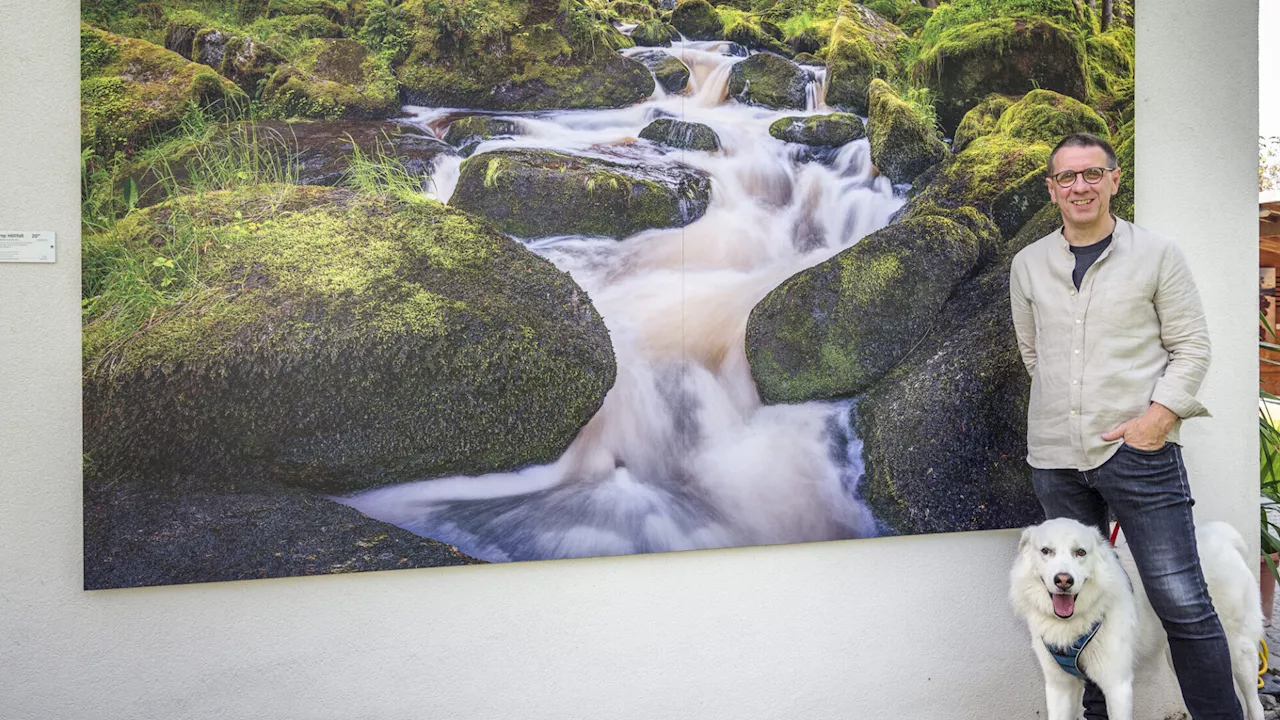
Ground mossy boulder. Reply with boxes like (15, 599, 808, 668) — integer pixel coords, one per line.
(267, 0, 347, 25)
(194, 30, 286, 94)
(727, 52, 808, 110)
(631, 49, 691, 93)
(639, 118, 722, 152)
(80, 24, 244, 157)
(768, 113, 865, 147)
(910, 2, 1091, 134)
(82, 186, 616, 494)
(611, 0, 658, 21)
(632, 19, 677, 46)
(854, 203, 1060, 535)
(787, 28, 824, 55)
(725, 20, 794, 57)
(397, 0, 655, 111)
(952, 93, 1014, 153)
(117, 120, 454, 208)
(450, 149, 712, 239)
(866, 79, 947, 184)
(443, 115, 526, 156)
(1086, 27, 1135, 123)
(824, 2, 905, 115)
(745, 216, 980, 404)
(896, 4, 933, 36)
(905, 131, 1052, 240)
(1111, 117, 1134, 222)
(994, 89, 1109, 146)
(792, 51, 823, 66)
(263, 39, 400, 119)
(670, 0, 724, 40)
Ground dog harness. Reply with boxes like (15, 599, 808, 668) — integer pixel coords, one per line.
(1045, 621, 1102, 679)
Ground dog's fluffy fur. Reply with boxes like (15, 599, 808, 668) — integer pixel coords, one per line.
(1009, 518, 1264, 720)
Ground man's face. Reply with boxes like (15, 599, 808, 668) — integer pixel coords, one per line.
(1045, 145, 1122, 228)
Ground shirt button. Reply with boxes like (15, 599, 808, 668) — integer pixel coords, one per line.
(1070, 290, 1076, 296)
(1070, 410, 1077, 415)
(1076, 319, 1082, 324)
(1072, 380, 1078, 385)
(1074, 349, 1080, 354)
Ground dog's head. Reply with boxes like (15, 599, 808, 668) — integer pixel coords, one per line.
(1013, 518, 1111, 620)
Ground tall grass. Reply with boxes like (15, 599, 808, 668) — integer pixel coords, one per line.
(341, 134, 431, 204)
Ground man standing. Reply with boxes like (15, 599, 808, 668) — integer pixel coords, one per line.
(1009, 132, 1241, 719)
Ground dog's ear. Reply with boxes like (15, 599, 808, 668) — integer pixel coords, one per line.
(1018, 527, 1034, 553)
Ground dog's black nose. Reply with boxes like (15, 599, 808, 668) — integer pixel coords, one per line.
(1054, 573, 1074, 589)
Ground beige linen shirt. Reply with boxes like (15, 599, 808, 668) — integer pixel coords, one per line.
(1009, 217, 1211, 470)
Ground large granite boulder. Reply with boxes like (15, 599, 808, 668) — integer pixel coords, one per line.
(768, 113, 865, 147)
(728, 52, 808, 110)
(450, 148, 712, 239)
(640, 118, 722, 152)
(263, 39, 401, 119)
(866, 79, 947, 184)
(745, 216, 980, 404)
(82, 186, 617, 494)
(824, 2, 905, 115)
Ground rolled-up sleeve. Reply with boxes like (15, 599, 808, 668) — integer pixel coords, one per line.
(1149, 243, 1211, 419)
(1009, 254, 1037, 376)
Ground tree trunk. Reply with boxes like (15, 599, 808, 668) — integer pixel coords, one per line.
(921, 0, 939, 8)
(1102, 0, 1113, 30)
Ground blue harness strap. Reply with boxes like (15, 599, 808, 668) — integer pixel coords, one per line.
(1045, 621, 1102, 679)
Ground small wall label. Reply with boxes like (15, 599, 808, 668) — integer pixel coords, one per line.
(0, 231, 56, 263)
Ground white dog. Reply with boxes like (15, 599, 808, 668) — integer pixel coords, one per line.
(1009, 517, 1264, 720)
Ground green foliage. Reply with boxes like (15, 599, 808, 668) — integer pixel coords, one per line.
(341, 134, 430, 203)
(862, 0, 906, 21)
(917, 0, 1091, 51)
(359, 0, 414, 61)
(1261, 312, 1280, 580)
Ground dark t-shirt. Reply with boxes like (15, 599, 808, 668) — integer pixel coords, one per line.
(1069, 234, 1113, 290)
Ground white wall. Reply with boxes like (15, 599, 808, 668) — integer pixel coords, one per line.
(0, 0, 1257, 718)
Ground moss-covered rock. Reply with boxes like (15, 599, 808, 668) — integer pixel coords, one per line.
(905, 131, 1052, 240)
(768, 112, 865, 147)
(631, 49, 691, 93)
(639, 118, 722, 152)
(397, 0, 655, 111)
(80, 24, 244, 157)
(854, 202, 1060, 535)
(727, 52, 808, 110)
(670, 0, 724, 40)
(611, 0, 657, 21)
(910, 3, 1090, 135)
(866, 79, 947, 184)
(263, 39, 400, 119)
(632, 18, 677, 46)
(951, 92, 1013, 153)
(1086, 26, 1135, 125)
(786, 28, 824, 55)
(443, 115, 525, 156)
(450, 149, 712, 239)
(895, 4, 933, 36)
(824, 2, 905, 114)
(862, 0, 907, 22)
(1111, 117, 1134, 222)
(994, 89, 1108, 146)
(267, 0, 347, 25)
(792, 51, 823, 66)
(745, 216, 980, 404)
(83, 186, 617, 493)
(725, 19, 794, 57)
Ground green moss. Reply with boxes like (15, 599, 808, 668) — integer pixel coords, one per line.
(728, 52, 808, 110)
(724, 19, 794, 57)
(745, 215, 979, 404)
(951, 92, 1013, 153)
(450, 148, 711, 239)
(895, 4, 932, 36)
(610, 0, 656, 21)
(639, 118, 721, 151)
(670, 0, 723, 40)
(83, 184, 617, 491)
(866, 78, 947, 184)
(1111, 117, 1134, 222)
(862, 0, 907, 21)
(263, 38, 399, 119)
(823, 1, 902, 114)
(768, 112, 865, 147)
(631, 19, 675, 46)
(994, 89, 1108, 146)
(80, 24, 245, 157)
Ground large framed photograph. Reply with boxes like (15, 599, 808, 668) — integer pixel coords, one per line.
(80, 0, 1135, 589)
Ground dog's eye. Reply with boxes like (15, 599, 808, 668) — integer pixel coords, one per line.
(1073, 549, 1087, 558)
(1040, 547, 1052, 556)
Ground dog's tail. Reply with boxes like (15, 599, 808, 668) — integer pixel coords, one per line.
(1197, 520, 1250, 565)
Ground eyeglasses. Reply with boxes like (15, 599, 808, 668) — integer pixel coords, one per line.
(1048, 166, 1116, 187)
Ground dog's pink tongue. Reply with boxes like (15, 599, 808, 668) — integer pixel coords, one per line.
(1052, 593, 1075, 618)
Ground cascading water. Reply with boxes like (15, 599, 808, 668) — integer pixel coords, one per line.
(338, 40, 903, 562)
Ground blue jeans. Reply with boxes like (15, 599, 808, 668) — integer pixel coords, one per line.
(1031, 443, 1243, 720)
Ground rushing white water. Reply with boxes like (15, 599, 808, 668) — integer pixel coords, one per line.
(341, 41, 903, 562)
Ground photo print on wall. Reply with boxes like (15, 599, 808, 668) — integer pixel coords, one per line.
(80, 0, 1136, 589)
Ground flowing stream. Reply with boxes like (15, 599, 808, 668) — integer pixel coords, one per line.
(336, 40, 905, 562)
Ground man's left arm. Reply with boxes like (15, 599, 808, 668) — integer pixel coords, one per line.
(1102, 242, 1211, 447)
(1149, 242, 1212, 421)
